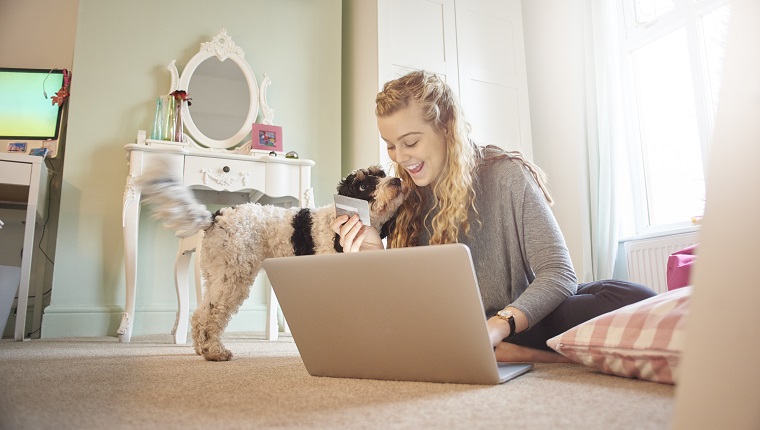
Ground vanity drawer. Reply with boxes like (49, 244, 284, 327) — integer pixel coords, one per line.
(183, 156, 266, 192)
(0, 160, 32, 186)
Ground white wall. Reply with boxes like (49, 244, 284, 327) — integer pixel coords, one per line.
(521, 0, 591, 281)
(0, 0, 78, 68)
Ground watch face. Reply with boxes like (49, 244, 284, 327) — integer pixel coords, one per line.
(498, 309, 513, 319)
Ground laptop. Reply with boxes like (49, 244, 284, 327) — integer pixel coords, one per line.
(262, 243, 533, 385)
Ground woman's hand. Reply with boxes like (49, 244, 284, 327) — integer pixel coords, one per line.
(486, 316, 513, 348)
(330, 214, 384, 252)
(486, 307, 527, 348)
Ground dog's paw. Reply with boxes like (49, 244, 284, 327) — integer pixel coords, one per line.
(201, 346, 233, 362)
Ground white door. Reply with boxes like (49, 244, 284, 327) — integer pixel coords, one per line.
(374, 0, 533, 167)
(378, 0, 460, 167)
(455, 0, 533, 159)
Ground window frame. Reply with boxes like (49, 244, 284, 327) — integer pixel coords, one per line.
(617, 0, 729, 236)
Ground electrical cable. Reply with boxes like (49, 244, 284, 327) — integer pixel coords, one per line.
(41, 68, 56, 99)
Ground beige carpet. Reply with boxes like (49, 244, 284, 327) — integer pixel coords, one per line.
(0, 333, 675, 429)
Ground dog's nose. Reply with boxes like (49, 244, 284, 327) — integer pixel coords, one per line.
(390, 177, 401, 187)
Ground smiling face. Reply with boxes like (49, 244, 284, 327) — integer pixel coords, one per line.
(377, 102, 448, 188)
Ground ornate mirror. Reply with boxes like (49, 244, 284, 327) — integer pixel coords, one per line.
(168, 29, 259, 150)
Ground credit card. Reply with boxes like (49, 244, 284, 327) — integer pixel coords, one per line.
(334, 194, 371, 225)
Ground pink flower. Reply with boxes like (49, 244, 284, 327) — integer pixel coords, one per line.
(170, 90, 192, 106)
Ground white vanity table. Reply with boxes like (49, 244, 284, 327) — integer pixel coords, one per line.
(120, 136, 313, 344)
(118, 29, 314, 344)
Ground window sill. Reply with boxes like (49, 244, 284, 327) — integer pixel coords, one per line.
(618, 224, 701, 243)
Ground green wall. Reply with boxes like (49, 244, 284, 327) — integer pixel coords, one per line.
(42, 0, 342, 337)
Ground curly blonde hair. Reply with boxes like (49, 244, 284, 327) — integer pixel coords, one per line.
(376, 71, 479, 247)
(376, 70, 553, 248)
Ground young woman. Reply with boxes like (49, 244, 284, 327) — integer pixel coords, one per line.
(331, 70, 655, 362)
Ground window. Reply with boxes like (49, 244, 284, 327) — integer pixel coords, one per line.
(617, 0, 731, 234)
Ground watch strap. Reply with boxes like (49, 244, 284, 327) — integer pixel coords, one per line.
(497, 309, 516, 338)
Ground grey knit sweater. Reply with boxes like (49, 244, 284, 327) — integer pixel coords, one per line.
(415, 151, 578, 328)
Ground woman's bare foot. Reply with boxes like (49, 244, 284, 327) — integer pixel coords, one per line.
(494, 341, 572, 363)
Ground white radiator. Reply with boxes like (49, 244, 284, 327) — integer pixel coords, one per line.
(624, 232, 699, 294)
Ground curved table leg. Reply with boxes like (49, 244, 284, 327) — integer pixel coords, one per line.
(194, 238, 203, 304)
(172, 237, 194, 344)
(118, 176, 140, 343)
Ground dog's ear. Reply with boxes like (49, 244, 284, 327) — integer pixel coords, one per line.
(337, 175, 349, 192)
(369, 165, 385, 177)
(337, 169, 367, 193)
(337, 170, 358, 192)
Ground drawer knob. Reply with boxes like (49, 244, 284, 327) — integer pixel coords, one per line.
(223, 166, 230, 173)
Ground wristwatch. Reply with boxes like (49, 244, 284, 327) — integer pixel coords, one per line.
(496, 308, 516, 338)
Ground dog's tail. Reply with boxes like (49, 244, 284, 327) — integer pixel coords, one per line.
(136, 168, 213, 238)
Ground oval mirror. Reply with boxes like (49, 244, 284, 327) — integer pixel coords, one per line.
(176, 30, 259, 149)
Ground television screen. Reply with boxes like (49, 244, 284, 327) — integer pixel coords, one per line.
(0, 68, 65, 140)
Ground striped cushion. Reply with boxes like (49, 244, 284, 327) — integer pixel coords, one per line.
(547, 286, 692, 384)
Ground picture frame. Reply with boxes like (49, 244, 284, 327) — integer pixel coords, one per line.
(7, 142, 27, 153)
(251, 123, 283, 153)
(30, 147, 49, 157)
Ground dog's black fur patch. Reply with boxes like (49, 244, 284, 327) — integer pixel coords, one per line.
(379, 214, 396, 239)
(212, 208, 225, 222)
(333, 233, 344, 253)
(291, 208, 316, 255)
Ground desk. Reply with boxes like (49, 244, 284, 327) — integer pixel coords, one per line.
(0, 152, 50, 341)
(119, 138, 314, 344)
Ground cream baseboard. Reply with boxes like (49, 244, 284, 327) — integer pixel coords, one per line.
(39, 304, 273, 338)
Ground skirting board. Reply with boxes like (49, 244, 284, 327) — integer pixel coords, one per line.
(39, 304, 275, 339)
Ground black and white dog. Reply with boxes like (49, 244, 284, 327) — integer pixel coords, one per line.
(138, 165, 406, 361)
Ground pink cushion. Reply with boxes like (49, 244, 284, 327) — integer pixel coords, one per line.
(546, 287, 691, 384)
(667, 244, 698, 290)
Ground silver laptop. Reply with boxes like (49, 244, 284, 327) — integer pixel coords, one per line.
(262, 243, 533, 385)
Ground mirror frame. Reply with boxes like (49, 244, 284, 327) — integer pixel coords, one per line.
(169, 29, 259, 149)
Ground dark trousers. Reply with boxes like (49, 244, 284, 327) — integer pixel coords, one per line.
(507, 280, 657, 351)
